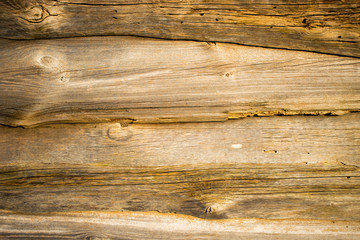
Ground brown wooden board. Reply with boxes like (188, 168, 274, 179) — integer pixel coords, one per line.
(0, 114, 359, 222)
(0, 37, 359, 127)
(0, 163, 359, 221)
(0, 211, 359, 239)
(0, 0, 359, 57)
(0, 114, 359, 167)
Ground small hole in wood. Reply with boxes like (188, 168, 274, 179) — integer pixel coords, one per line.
(347, 176, 351, 179)
(181, 21, 183, 24)
(302, 18, 307, 24)
(200, 13, 204, 16)
(338, 35, 342, 38)
(273, 6, 277, 9)
(113, 17, 118, 20)
(270, 26, 273, 28)
(216, 18, 219, 21)
(114, 10, 117, 12)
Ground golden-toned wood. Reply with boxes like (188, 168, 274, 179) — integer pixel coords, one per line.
(0, 163, 360, 221)
(0, 37, 359, 127)
(1, 211, 359, 239)
(0, 163, 359, 221)
(0, 0, 359, 57)
(1, 114, 359, 166)
(0, 114, 359, 223)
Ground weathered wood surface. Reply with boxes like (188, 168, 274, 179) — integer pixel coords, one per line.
(1, 114, 359, 166)
(0, 163, 359, 221)
(0, 0, 359, 57)
(1, 37, 359, 127)
(1, 211, 359, 239)
(0, 114, 359, 222)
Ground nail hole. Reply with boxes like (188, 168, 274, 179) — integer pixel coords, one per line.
(338, 35, 342, 38)
(181, 21, 183, 24)
(59, 76, 68, 83)
(273, 6, 277, 9)
(200, 13, 204, 16)
(347, 176, 351, 179)
(270, 26, 273, 28)
(114, 10, 117, 13)
(113, 17, 117, 20)
(216, 18, 219, 21)
(302, 18, 307, 24)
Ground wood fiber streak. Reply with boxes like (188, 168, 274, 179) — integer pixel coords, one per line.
(0, 211, 359, 239)
(0, 114, 359, 166)
(0, 0, 359, 57)
(0, 163, 359, 221)
(0, 37, 359, 127)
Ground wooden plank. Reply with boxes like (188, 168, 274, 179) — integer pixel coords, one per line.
(0, 114, 359, 221)
(1, 114, 359, 167)
(1, 211, 359, 239)
(0, 0, 359, 57)
(0, 37, 359, 127)
(0, 163, 359, 221)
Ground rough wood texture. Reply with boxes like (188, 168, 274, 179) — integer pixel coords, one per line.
(0, 0, 359, 57)
(1, 37, 359, 127)
(1, 114, 359, 166)
(1, 211, 359, 239)
(0, 163, 359, 221)
(0, 114, 359, 223)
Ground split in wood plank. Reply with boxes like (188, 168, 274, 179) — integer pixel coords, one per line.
(0, 0, 359, 57)
(0, 37, 359, 127)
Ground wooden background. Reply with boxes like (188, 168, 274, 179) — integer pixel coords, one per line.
(0, 0, 359, 239)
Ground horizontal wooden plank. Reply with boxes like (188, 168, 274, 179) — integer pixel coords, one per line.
(0, 163, 359, 221)
(1, 113, 359, 166)
(1, 211, 359, 239)
(0, 0, 359, 57)
(0, 37, 359, 127)
(0, 114, 359, 221)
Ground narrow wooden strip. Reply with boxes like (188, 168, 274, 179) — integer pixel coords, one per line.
(1, 114, 359, 166)
(0, 163, 359, 221)
(0, 211, 359, 239)
(0, 0, 359, 57)
(0, 37, 359, 126)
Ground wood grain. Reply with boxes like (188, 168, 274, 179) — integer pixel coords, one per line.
(1, 113, 359, 166)
(1, 211, 359, 239)
(0, 114, 359, 222)
(0, 162, 359, 221)
(0, 36, 359, 127)
(0, 0, 359, 57)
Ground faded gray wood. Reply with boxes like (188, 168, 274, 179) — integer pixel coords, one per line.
(0, 0, 359, 57)
(1, 114, 359, 167)
(0, 37, 359, 127)
(0, 211, 359, 239)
